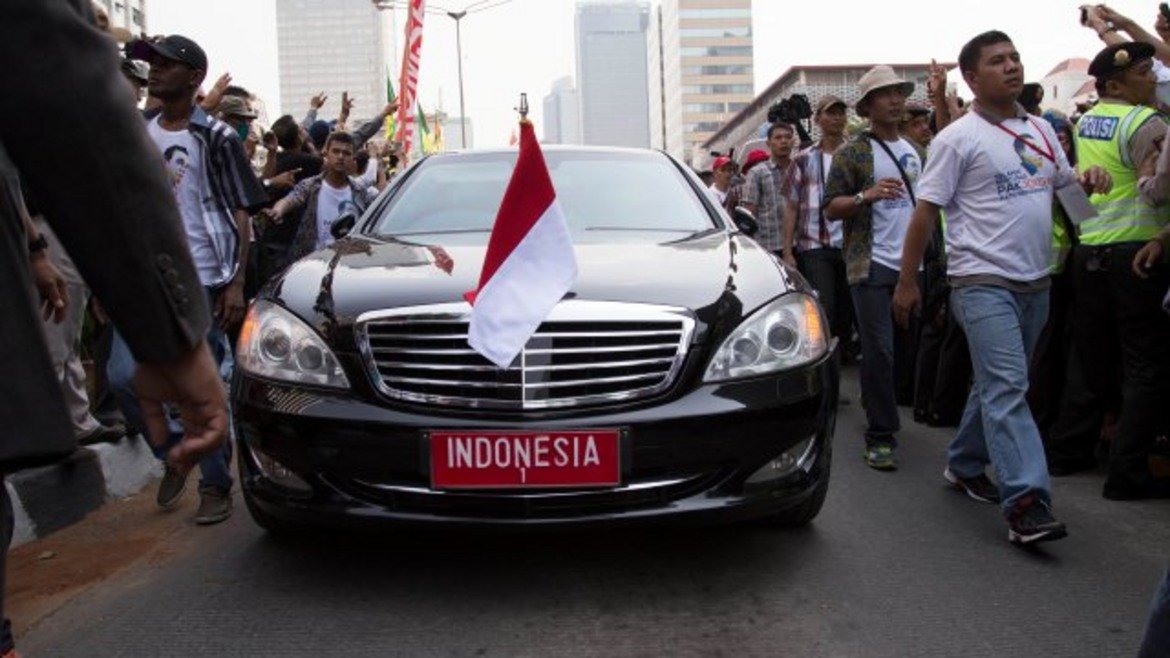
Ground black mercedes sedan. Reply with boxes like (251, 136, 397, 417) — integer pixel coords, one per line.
(232, 147, 839, 532)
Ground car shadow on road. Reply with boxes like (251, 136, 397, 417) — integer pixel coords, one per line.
(233, 521, 832, 611)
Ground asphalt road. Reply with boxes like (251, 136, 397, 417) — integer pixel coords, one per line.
(11, 369, 1170, 657)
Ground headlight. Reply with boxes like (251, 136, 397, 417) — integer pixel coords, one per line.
(703, 293, 827, 382)
(237, 300, 350, 389)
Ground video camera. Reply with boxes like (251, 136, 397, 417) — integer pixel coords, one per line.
(766, 94, 814, 148)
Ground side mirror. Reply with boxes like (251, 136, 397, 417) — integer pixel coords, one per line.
(330, 211, 358, 240)
(732, 206, 758, 237)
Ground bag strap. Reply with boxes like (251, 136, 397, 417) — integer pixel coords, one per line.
(814, 148, 830, 246)
(869, 133, 917, 206)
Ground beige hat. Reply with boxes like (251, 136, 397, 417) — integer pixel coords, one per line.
(815, 94, 847, 115)
(217, 95, 258, 119)
(855, 65, 915, 118)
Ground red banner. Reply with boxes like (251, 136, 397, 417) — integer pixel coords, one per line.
(396, 0, 426, 154)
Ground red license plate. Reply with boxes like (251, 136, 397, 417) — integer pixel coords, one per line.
(430, 430, 621, 490)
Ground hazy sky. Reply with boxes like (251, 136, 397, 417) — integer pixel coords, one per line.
(147, 0, 1159, 147)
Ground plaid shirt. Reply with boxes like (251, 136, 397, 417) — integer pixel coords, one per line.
(144, 106, 267, 287)
(785, 144, 842, 252)
(823, 133, 927, 284)
(742, 159, 792, 252)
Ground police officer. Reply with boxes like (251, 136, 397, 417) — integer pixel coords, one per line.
(1073, 42, 1170, 500)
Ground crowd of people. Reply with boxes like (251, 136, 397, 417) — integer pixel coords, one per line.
(699, 13, 1170, 644)
(704, 8, 1170, 536)
(19, 8, 411, 531)
(5, 1, 1170, 656)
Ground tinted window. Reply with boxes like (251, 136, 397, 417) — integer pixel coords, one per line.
(370, 151, 716, 236)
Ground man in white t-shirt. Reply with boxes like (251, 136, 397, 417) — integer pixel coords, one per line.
(107, 35, 268, 527)
(823, 65, 925, 472)
(264, 131, 380, 263)
(894, 31, 1111, 546)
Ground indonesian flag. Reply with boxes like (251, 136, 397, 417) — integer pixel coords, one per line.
(465, 121, 577, 368)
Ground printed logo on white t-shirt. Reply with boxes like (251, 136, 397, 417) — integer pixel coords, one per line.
(993, 131, 1055, 202)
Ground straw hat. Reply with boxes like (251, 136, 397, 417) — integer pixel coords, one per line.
(855, 65, 915, 118)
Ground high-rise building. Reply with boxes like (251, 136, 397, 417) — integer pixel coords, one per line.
(575, 2, 651, 148)
(648, 5, 666, 150)
(650, 0, 754, 164)
(95, 0, 147, 34)
(542, 76, 582, 145)
(277, 0, 395, 121)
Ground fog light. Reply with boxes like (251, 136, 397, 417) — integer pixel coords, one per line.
(745, 436, 816, 484)
(249, 444, 312, 494)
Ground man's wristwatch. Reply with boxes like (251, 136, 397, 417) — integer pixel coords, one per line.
(27, 234, 48, 254)
(853, 192, 866, 207)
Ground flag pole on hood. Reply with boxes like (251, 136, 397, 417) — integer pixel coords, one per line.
(465, 93, 578, 369)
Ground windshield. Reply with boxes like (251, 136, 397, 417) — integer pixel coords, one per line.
(369, 150, 718, 237)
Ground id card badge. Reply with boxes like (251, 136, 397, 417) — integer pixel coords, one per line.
(1055, 184, 1098, 226)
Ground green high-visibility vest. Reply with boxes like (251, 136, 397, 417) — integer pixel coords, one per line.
(1074, 102, 1170, 246)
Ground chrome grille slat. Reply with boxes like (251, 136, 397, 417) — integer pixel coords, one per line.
(522, 373, 664, 389)
(384, 376, 523, 389)
(370, 333, 472, 341)
(370, 347, 480, 355)
(356, 301, 696, 410)
(523, 344, 678, 355)
(524, 357, 675, 372)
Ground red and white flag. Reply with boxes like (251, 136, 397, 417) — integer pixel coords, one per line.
(395, 0, 426, 154)
(465, 121, 577, 368)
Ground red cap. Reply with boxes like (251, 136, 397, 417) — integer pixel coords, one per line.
(741, 149, 769, 174)
(711, 156, 734, 171)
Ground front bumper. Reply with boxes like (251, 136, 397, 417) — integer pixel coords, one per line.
(232, 348, 838, 529)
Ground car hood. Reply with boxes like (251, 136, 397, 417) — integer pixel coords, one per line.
(269, 229, 793, 341)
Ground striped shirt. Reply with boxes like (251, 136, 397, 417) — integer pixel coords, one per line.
(144, 106, 267, 288)
(741, 159, 792, 252)
(785, 145, 843, 251)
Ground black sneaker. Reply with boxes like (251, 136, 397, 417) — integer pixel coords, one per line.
(156, 466, 189, 510)
(1006, 495, 1067, 545)
(195, 489, 232, 525)
(944, 468, 1000, 504)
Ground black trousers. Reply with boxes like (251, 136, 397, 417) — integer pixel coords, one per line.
(1028, 269, 1075, 438)
(795, 248, 853, 341)
(914, 295, 972, 426)
(1070, 242, 1170, 488)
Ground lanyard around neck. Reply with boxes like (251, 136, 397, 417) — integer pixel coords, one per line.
(990, 118, 1056, 165)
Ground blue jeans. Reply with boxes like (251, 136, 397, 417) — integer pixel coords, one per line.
(948, 285, 1050, 510)
(850, 263, 900, 447)
(106, 287, 234, 493)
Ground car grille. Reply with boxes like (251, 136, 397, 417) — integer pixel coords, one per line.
(355, 301, 696, 410)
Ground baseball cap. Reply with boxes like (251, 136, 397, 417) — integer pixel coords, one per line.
(712, 156, 734, 171)
(815, 94, 847, 114)
(740, 149, 769, 174)
(217, 96, 258, 119)
(129, 35, 208, 72)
